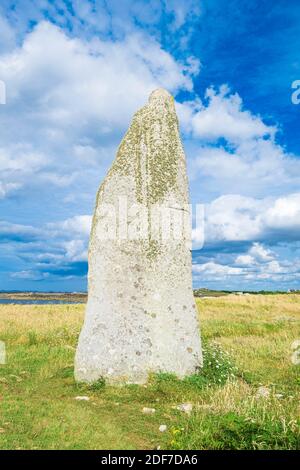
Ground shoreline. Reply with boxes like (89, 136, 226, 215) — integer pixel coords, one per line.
(0, 292, 87, 301)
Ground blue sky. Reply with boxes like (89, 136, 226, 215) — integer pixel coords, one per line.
(0, 0, 299, 291)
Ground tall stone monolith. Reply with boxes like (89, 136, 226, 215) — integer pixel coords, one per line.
(75, 88, 202, 384)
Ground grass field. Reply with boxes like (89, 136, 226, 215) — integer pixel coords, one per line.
(0, 294, 299, 450)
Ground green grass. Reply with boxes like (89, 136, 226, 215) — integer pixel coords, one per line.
(0, 294, 299, 449)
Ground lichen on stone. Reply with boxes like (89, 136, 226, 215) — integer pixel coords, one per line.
(104, 88, 185, 205)
(75, 89, 202, 385)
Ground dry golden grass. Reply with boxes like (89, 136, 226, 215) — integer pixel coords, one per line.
(197, 294, 300, 387)
(0, 294, 299, 449)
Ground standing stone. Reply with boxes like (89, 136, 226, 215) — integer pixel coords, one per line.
(75, 88, 202, 384)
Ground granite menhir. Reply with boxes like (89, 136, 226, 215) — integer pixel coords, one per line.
(75, 89, 202, 384)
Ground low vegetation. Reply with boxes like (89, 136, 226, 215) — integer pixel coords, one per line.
(0, 294, 299, 449)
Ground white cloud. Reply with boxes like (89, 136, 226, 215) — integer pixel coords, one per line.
(203, 194, 264, 243)
(43, 215, 92, 263)
(2, 204, 299, 288)
(183, 87, 300, 200)
(0, 21, 198, 199)
(0, 144, 48, 197)
(0, 16, 298, 291)
(1, 214, 91, 281)
(193, 259, 300, 284)
(0, 146, 45, 172)
(193, 241, 300, 286)
(192, 193, 300, 247)
(11, 270, 49, 281)
(248, 243, 274, 262)
(187, 85, 300, 289)
(0, 221, 42, 240)
(58, 215, 92, 237)
(235, 243, 274, 267)
(264, 193, 300, 230)
(193, 261, 243, 277)
(190, 139, 300, 196)
(235, 243, 275, 267)
(1, 21, 195, 119)
(234, 254, 255, 267)
(0, 182, 21, 199)
(181, 85, 275, 143)
(64, 239, 87, 262)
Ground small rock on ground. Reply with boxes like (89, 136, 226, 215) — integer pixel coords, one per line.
(177, 403, 193, 414)
(159, 425, 167, 432)
(256, 386, 270, 398)
(142, 407, 156, 414)
(75, 396, 90, 401)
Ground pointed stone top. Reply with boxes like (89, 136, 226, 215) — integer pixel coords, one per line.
(148, 88, 172, 104)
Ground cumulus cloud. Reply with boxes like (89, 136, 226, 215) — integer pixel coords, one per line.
(183, 87, 300, 199)
(193, 261, 243, 277)
(193, 241, 300, 288)
(0, 18, 201, 289)
(0, 10, 299, 291)
(264, 194, 300, 232)
(235, 243, 274, 266)
(0, 213, 91, 283)
(46, 214, 92, 264)
(0, 21, 198, 201)
(181, 85, 275, 143)
(50, 215, 92, 237)
(190, 140, 300, 198)
(184, 83, 300, 289)
(64, 239, 88, 262)
(203, 194, 264, 244)
(192, 192, 300, 248)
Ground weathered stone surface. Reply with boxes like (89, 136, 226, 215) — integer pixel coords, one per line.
(75, 88, 202, 384)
